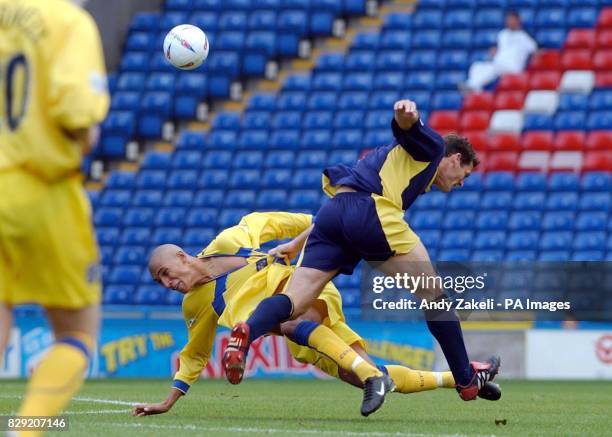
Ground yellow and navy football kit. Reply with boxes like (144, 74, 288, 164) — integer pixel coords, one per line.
(302, 118, 445, 274)
(0, 0, 109, 308)
(173, 212, 364, 393)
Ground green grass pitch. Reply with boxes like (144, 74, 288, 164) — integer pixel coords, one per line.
(1, 379, 611, 436)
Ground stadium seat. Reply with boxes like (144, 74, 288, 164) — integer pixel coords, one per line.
(565, 29, 595, 49)
(484, 171, 514, 191)
(460, 111, 490, 130)
(481, 191, 513, 210)
(562, 50, 593, 70)
(506, 231, 539, 250)
(528, 50, 561, 70)
(185, 209, 218, 227)
(542, 211, 574, 231)
(522, 131, 553, 150)
(555, 131, 585, 150)
(487, 152, 519, 171)
(580, 192, 611, 211)
(581, 172, 611, 191)
(428, 111, 459, 131)
(194, 190, 224, 207)
(559, 71, 595, 93)
(494, 91, 526, 110)
(498, 73, 529, 91)
(490, 110, 523, 133)
(516, 172, 546, 191)
(257, 190, 288, 209)
(585, 131, 612, 150)
(576, 212, 608, 231)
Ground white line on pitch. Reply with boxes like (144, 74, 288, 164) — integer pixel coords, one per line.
(64, 409, 131, 415)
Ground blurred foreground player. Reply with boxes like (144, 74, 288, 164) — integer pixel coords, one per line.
(134, 212, 502, 417)
(224, 100, 501, 408)
(0, 0, 109, 429)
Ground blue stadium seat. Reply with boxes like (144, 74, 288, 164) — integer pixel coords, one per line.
(523, 114, 554, 131)
(116, 72, 146, 92)
(508, 211, 541, 230)
(191, 11, 218, 32)
(272, 111, 301, 129)
(580, 193, 610, 211)
(109, 265, 142, 285)
(106, 171, 136, 189)
(477, 211, 508, 230)
(536, 8, 565, 28)
(198, 170, 228, 188)
(472, 250, 504, 262)
(576, 212, 607, 231)
(183, 227, 216, 247)
(542, 211, 574, 231)
(123, 208, 154, 227)
(405, 72, 435, 91)
(346, 51, 376, 71)
(97, 227, 120, 246)
(448, 192, 480, 210)
(131, 12, 160, 31)
(104, 285, 135, 305)
(474, 231, 506, 250)
(234, 151, 264, 169)
(310, 11, 334, 36)
(506, 231, 539, 250)
(432, 91, 463, 110)
(587, 112, 612, 131)
(411, 210, 443, 230)
(238, 130, 268, 150)
(332, 130, 363, 148)
(567, 7, 598, 28)
(160, 12, 188, 31)
(146, 73, 175, 92)
(303, 111, 333, 129)
(284, 75, 312, 91)
(264, 151, 295, 168)
(218, 208, 249, 228)
(137, 170, 166, 189)
(269, 130, 300, 150)
(409, 50, 437, 70)
(485, 172, 514, 190)
(411, 30, 441, 50)
(292, 169, 321, 188)
(589, 91, 612, 111)
(225, 190, 256, 208)
(538, 251, 570, 261)
(216, 31, 245, 52)
(444, 10, 471, 28)
(121, 52, 148, 72)
(582, 172, 611, 192)
(132, 285, 165, 305)
(301, 130, 332, 149)
(573, 232, 607, 251)
(296, 151, 327, 168)
(102, 111, 135, 137)
(547, 192, 578, 211)
(151, 226, 183, 246)
(176, 131, 207, 151)
(481, 191, 512, 210)
(443, 210, 475, 230)
(462, 171, 482, 191)
(256, 190, 287, 209)
(513, 192, 546, 211)
(114, 246, 146, 265)
(167, 170, 198, 189)
(419, 230, 442, 249)
(229, 170, 260, 188)
(442, 30, 471, 49)
(111, 92, 141, 111)
(208, 131, 237, 149)
(120, 227, 150, 245)
(412, 10, 443, 29)
(363, 129, 390, 148)
(549, 172, 579, 191)
(288, 190, 320, 209)
(248, 93, 276, 111)
(555, 111, 586, 131)
(328, 150, 358, 166)
(559, 93, 588, 112)
(249, 10, 276, 30)
(540, 231, 573, 251)
(343, 73, 373, 91)
(276, 91, 307, 110)
(261, 168, 292, 188)
(474, 9, 504, 28)
(163, 190, 194, 207)
(173, 151, 203, 169)
(185, 208, 217, 227)
(438, 249, 470, 261)
(505, 250, 536, 261)
(94, 207, 123, 226)
(516, 172, 546, 191)
(334, 110, 365, 129)
(203, 150, 232, 168)
(219, 11, 247, 31)
(307, 92, 337, 110)
(572, 251, 604, 261)
(365, 111, 389, 129)
(278, 10, 308, 35)
(441, 230, 473, 249)
(536, 29, 566, 49)
(213, 112, 241, 130)
(380, 31, 411, 50)
(100, 189, 131, 207)
(368, 91, 401, 110)
(413, 191, 446, 210)
(313, 73, 343, 91)
(436, 71, 466, 90)
(194, 189, 224, 207)
(316, 54, 344, 72)
(384, 12, 412, 30)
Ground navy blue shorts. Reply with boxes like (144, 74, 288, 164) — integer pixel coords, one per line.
(301, 192, 419, 275)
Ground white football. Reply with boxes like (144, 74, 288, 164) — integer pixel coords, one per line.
(163, 24, 209, 70)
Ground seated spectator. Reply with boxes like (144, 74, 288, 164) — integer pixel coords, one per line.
(461, 11, 537, 92)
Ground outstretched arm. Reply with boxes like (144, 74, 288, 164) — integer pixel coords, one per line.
(391, 99, 444, 162)
(132, 388, 183, 416)
(268, 224, 314, 262)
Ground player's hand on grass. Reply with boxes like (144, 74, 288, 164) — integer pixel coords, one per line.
(268, 241, 300, 262)
(132, 402, 170, 416)
(394, 99, 419, 130)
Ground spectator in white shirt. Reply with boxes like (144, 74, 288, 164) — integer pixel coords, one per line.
(461, 11, 538, 92)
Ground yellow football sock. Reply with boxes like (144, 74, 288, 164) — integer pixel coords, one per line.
(17, 334, 92, 436)
(307, 325, 382, 382)
(385, 365, 455, 393)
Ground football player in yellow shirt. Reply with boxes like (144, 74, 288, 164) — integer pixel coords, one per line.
(0, 0, 109, 428)
(132, 212, 500, 417)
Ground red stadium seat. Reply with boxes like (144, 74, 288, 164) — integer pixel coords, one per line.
(463, 92, 494, 111)
(561, 50, 593, 70)
(593, 50, 612, 70)
(487, 152, 519, 171)
(565, 30, 596, 49)
(596, 30, 612, 49)
(583, 151, 612, 171)
(529, 71, 561, 90)
(462, 130, 488, 151)
(528, 50, 561, 71)
(595, 72, 612, 87)
(585, 131, 612, 150)
(460, 111, 491, 131)
(494, 91, 526, 110)
(597, 7, 612, 28)
(429, 111, 459, 131)
(521, 131, 554, 151)
(498, 73, 529, 91)
(555, 131, 585, 151)
(488, 133, 520, 151)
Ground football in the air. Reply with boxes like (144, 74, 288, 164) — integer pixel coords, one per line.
(163, 24, 209, 70)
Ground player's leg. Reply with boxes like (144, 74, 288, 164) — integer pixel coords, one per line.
(377, 241, 500, 400)
(280, 305, 387, 388)
(17, 305, 99, 421)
